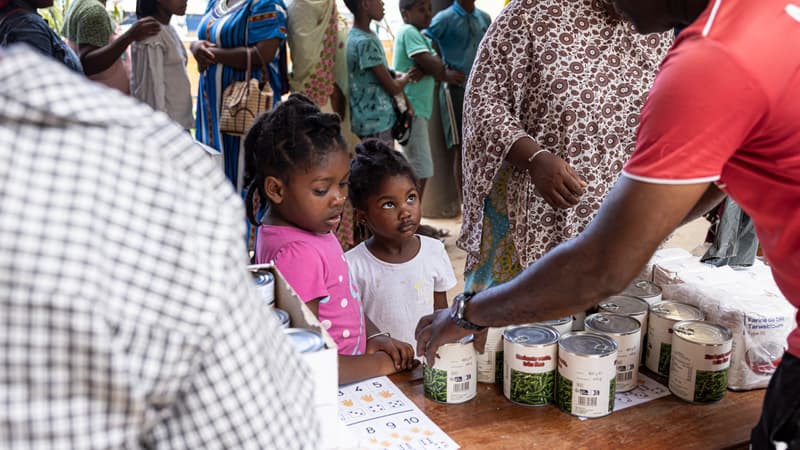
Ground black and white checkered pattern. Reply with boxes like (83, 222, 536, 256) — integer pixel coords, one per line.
(0, 46, 318, 449)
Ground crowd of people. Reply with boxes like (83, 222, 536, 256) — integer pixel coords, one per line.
(2, 0, 799, 448)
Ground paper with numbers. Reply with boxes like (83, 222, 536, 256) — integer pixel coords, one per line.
(612, 372, 671, 411)
(337, 376, 459, 450)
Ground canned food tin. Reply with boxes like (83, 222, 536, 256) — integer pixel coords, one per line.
(503, 325, 559, 406)
(477, 327, 508, 384)
(598, 295, 649, 361)
(645, 301, 704, 377)
(284, 328, 325, 353)
(584, 313, 642, 392)
(621, 279, 663, 306)
(252, 271, 275, 306)
(424, 336, 477, 404)
(534, 316, 572, 336)
(273, 307, 291, 328)
(557, 332, 618, 418)
(669, 321, 732, 403)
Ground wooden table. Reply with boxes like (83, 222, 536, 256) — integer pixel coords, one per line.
(389, 366, 766, 450)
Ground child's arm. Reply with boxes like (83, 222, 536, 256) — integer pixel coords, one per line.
(410, 52, 465, 85)
(306, 299, 416, 385)
(433, 291, 448, 310)
(369, 64, 413, 97)
(364, 317, 416, 370)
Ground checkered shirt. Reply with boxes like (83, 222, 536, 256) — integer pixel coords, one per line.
(0, 46, 319, 449)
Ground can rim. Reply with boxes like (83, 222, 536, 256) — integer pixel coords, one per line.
(558, 331, 618, 357)
(672, 320, 733, 345)
(503, 324, 560, 346)
(584, 313, 641, 336)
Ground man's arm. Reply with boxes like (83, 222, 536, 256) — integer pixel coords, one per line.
(416, 177, 712, 361)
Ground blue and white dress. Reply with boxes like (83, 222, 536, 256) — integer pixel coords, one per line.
(195, 0, 287, 190)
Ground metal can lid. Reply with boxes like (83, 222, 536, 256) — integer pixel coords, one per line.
(584, 313, 641, 336)
(273, 308, 291, 327)
(504, 325, 559, 346)
(535, 316, 572, 327)
(252, 271, 274, 287)
(284, 328, 325, 353)
(559, 331, 618, 357)
(650, 301, 704, 321)
(598, 295, 649, 316)
(621, 279, 662, 298)
(673, 320, 732, 345)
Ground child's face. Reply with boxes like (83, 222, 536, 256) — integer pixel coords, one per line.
(363, 0, 385, 22)
(402, 0, 432, 29)
(274, 149, 350, 235)
(158, 0, 187, 16)
(362, 175, 421, 243)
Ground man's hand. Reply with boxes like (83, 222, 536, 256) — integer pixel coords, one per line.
(127, 17, 161, 42)
(190, 40, 216, 72)
(529, 151, 587, 209)
(415, 309, 473, 365)
(366, 335, 416, 371)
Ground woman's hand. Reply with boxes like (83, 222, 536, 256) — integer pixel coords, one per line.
(529, 151, 587, 209)
(190, 40, 216, 72)
(366, 335, 416, 371)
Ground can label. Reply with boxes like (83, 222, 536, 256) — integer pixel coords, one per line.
(669, 338, 732, 403)
(424, 342, 477, 404)
(476, 327, 506, 384)
(646, 314, 677, 377)
(503, 340, 557, 406)
(557, 352, 617, 418)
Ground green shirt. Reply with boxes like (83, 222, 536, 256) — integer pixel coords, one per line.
(62, 0, 113, 48)
(393, 24, 436, 120)
(346, 28, 395, 136)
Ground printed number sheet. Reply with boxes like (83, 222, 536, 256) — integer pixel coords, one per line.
(337, 376, 459, 450)
(613, 372, 671, 412)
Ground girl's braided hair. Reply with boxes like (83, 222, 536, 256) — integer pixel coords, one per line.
(243, 93, 347, 226)
(348, 138, 419, 211)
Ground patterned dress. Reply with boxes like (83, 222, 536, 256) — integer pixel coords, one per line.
(459, 0, 672, 292)
(195, 0, 287, 191)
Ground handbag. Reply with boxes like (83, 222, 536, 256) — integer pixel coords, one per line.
(219, 47, 274, 136)
(391, 94, 412, 146)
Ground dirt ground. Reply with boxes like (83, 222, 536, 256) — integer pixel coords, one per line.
(422, 215, 710, 300)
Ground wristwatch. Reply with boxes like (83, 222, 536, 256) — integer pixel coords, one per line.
(450, 292, 486, 331)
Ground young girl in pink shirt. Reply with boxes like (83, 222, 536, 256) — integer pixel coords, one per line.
(246, 93, 416, 384)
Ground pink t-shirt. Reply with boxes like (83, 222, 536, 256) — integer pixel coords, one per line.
(623, 0, 800, 357)
(256, 225, 366, 355)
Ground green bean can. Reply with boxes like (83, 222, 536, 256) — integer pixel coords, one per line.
(477, 326, 508, 384)
(557, 332, 618, 418)
(584, 313, 641, 392)
(502, 325, 559, 406)
(645, 301, 704, 377)
(669, 321, 732, 403)
(621, 279, 663, 306)
(423, 336, 477, 404)
(534, 316, 573, 336)
(251, 271, 275, 306)
(598, 295, 649, 357)
(284, 328, 325, 353)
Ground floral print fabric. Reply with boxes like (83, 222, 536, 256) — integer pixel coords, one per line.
(458, 0, 672, 273)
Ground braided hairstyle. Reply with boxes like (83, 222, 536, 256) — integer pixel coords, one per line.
(349, 139, 420, 211)
(243, 93, 347, 226)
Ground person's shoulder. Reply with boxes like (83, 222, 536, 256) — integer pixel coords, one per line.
(476, 8, 491, 22)
(417, 234, 447, 252)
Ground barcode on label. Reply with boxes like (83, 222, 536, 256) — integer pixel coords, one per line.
(617, 371, 634, 382)
(453, 382, 470, 393)
(576, 396, 598, 407)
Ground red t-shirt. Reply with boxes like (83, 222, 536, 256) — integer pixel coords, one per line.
(623, 0, 800, 357)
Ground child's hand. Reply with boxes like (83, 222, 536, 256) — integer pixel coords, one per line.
(366, 336, 415, 371)
(444, 68, 466, 86)
(407, 66, 424, 82)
